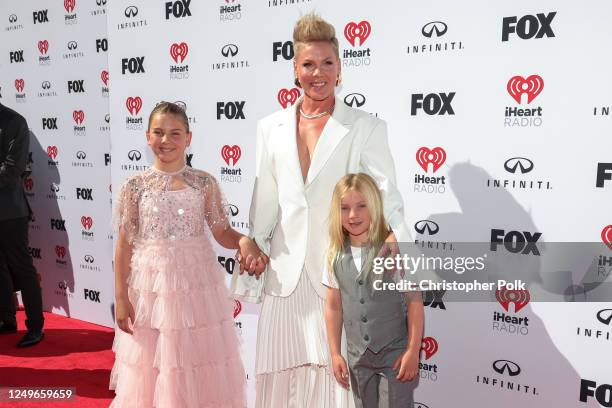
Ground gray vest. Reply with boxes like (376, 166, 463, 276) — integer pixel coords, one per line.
(334, 244, 407, 355)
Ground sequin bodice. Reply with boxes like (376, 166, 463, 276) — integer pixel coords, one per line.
(113, 166, 229, 243)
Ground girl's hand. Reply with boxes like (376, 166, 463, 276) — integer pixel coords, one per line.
(392, 348, 419, 382)
(331, 354, 350, 389)
(115, 297, 135, 335)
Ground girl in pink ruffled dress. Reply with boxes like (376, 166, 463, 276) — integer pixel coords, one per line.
(109, 102, 265, 407)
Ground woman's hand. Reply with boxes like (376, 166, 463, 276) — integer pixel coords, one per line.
(392, 348, 419, 382)
(331, 354, 351, 389)
(237, 236, 269, 277)
(115, 296, 135, 335)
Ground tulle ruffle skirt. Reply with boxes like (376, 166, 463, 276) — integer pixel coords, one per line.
(109, 238, 246, 408)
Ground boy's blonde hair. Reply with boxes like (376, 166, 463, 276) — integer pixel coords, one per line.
(293, 12, 339, 58)
(326, 173, 389, 281)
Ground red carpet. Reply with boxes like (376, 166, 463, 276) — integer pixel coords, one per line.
(0, 310, 115, 407)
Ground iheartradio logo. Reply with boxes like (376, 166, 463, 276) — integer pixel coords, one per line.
(277, 88, 300, 109)
(507, 75, 544, 104)
(100, 70, 109, 86)
(24, 177, 34, 192)
(233, 299, 242, 318)
(38, 40, 49, 55)
(344, 21, 371, 47)
(602, 225, 612, 250)
(15, 79, 25, 92)
(47, 145, 58, 159)
(496, 288, 530, 313)
(81, 216, 93, 230)
(64, 0, 76, 13)
(416, 147, 446, 173)
(221, 145, 241, 166)
(170, 42, 188, 63)
(55, 245, 66, 259)
(420, 336, 438, 360)
(73, 110, 84, 125)
(126, 96, 142, 115)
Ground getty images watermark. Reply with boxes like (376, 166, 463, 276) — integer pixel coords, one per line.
(371, 253, 525, 292)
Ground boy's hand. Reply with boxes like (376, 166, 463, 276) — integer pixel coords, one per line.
(392, 348, 419, 382)
(331, 354, 350, 389)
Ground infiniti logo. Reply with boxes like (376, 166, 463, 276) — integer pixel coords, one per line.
(50, 183, 60, 193)
(127, 150, 142, 161)
(41, 81, 51, 89)
(104, 114, 110, 123)
(96, 0, 107, 5)
(67, 41, 78, 50)
(225, 204, 239, 217)
(124, 6, 138, 18)
(492, 360, 521, 376)
(84, 254, 94, 263)
(343, 93, 366, 108)
(422, 21, 448, 38)
(9, 14, 17, 23)
(414, 220, 439, 235)
(76, 151, 86, 159)
(597, 309, 612, 325)
(221, 44, 238, 57)
(504, 157, 534, 174)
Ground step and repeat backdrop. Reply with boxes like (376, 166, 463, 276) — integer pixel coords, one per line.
(2, 0, 611, 407)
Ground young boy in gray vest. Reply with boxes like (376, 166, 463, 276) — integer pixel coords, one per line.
(323, 173, 424, 408)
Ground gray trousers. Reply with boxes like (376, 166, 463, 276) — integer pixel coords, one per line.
(347, 338, 415, 408)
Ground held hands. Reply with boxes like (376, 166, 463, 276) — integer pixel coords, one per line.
(331, 354, 350, 389)
(392, 348, 419, 382)
(236, 236, 269, 278)
(115, 296, 135, 335)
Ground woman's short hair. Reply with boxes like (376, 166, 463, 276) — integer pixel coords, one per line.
(293, 12, 339, 58)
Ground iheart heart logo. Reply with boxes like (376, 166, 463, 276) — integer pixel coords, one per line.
(420, 337, 438, 360)
(221, 145, 241, 166)
(81, 216, 93, 230)
(73, 110, 85, 124)
(507, 75, 544, 104)
(277, 88, 300, 109)
(126, 96, 142, 115)
(416, 147, 446, 173)
(344, 21, 372, 47)
(602, 225, 612, 251)
(100, 70, 109, 86)
(55, 245, 66, 258)
(38, 40, 49, 54)
(15, 79, 25, 92)
(233, 300, 242, 318)
(170, 42, 188, 63)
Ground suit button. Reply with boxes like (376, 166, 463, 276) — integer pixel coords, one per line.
(361, 316, 367, 323)
(358, 279, 364, 285)
(364, 334, 370, 341)
(360, 298, 365, 304)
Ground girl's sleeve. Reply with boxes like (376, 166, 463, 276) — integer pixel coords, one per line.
(112, 177, 140, 245)
(203, 174, 231, 232)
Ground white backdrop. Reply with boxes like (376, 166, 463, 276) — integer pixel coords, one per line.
(2, 1, 611, 407)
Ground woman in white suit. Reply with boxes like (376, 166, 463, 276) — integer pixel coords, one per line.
(239, 13, 412, 407)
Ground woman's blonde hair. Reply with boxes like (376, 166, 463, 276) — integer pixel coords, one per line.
(326, 173, 389, 281)
(293, 12, 339, 58)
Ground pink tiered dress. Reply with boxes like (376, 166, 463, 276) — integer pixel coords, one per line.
(109, 166, 246, 408)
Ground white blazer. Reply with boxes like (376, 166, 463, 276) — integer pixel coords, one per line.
(247, 96, 411, 300)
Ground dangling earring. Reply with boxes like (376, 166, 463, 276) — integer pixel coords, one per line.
(294, 77, 302, 88)
(336, 74, 342, 87)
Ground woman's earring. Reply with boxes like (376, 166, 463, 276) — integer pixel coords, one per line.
(336, 74, 342, 87)
(294, 77, 301, 88)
